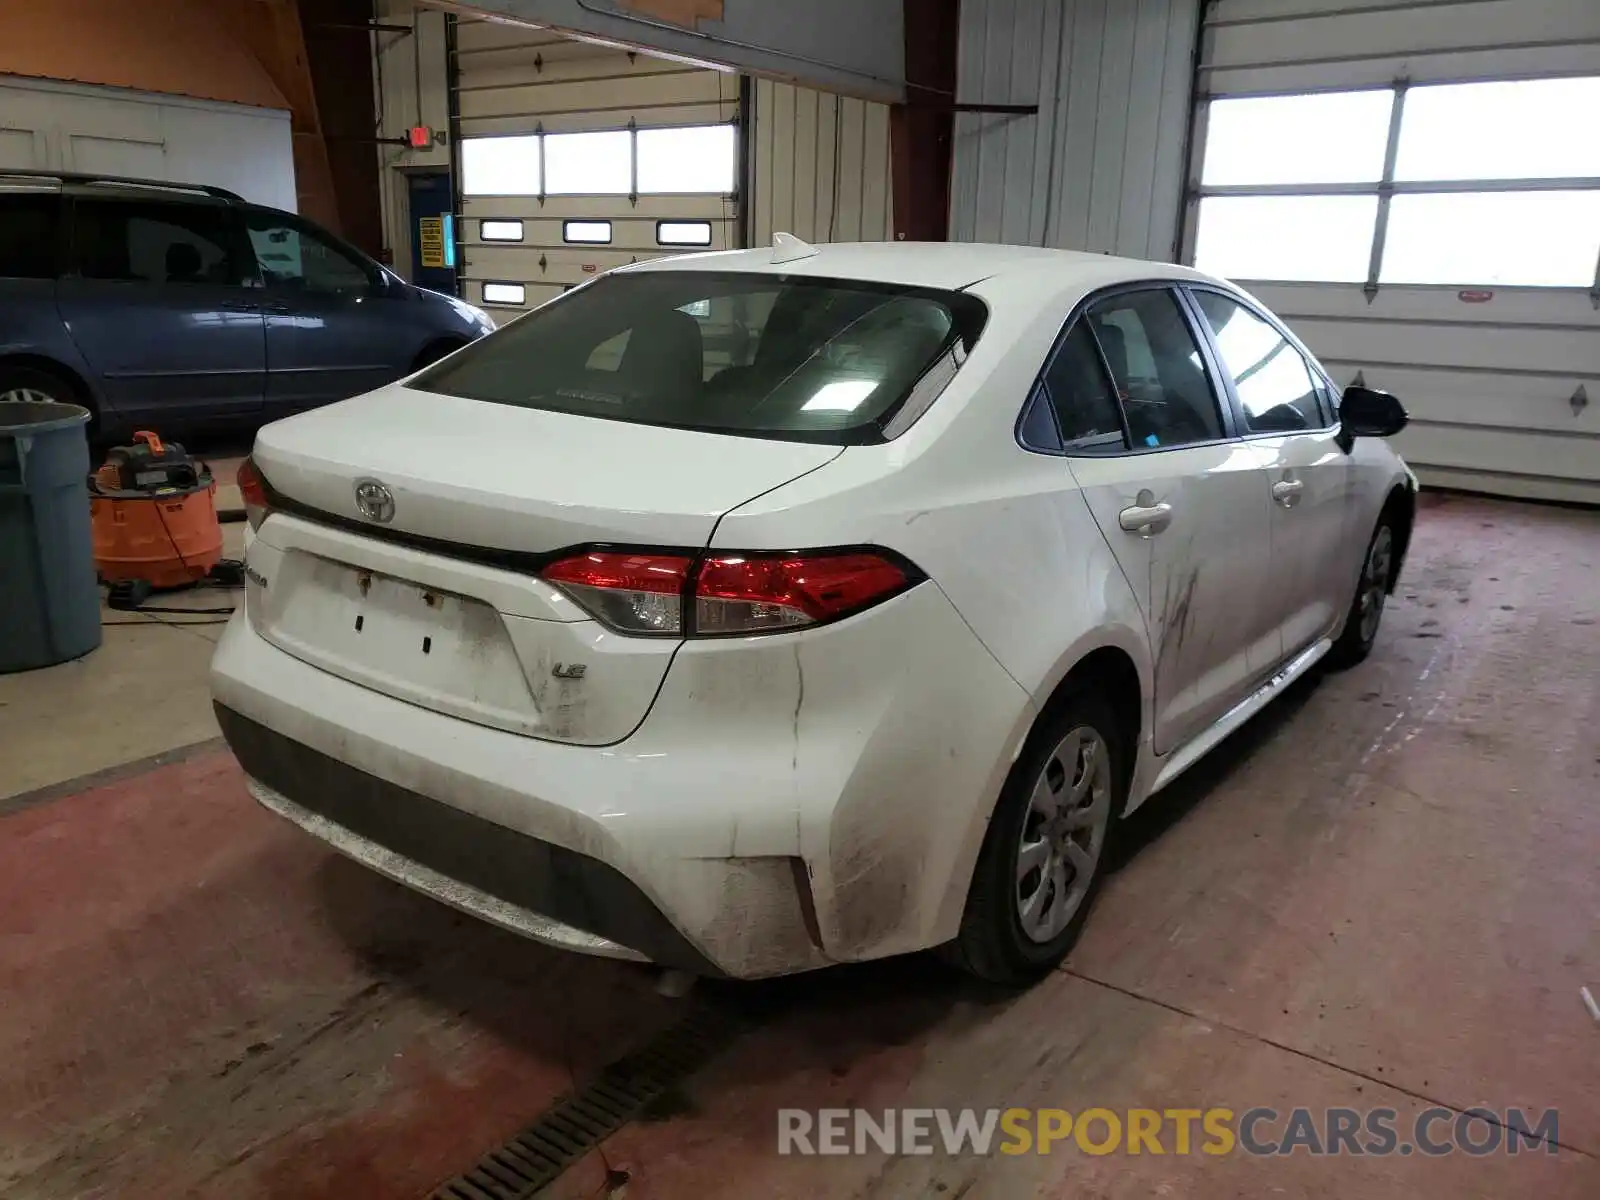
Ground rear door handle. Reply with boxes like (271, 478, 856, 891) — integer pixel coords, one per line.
(262, 301, 291, 314)
(1272, 479, 1305, 507)
(220, 300, 258, 313)
(1118, 502, 1173, 536)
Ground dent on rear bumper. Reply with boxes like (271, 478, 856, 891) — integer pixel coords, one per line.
(210, 581, 1032, 976)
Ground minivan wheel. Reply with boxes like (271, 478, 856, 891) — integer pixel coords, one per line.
(948, 688, 1124, 985)
(1328, 516, 1394, 668)
(0, 365, 76, 408)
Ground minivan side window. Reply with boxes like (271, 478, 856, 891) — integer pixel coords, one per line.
(1192, 291, 1326, 434)
(245, 211, 373, 296)
(72, 199, 246, 286)
(1085, 289, 1225, 449)
(0, 194, 60, 279)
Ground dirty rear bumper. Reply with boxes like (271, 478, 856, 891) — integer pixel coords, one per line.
(216, 703, 722, 976)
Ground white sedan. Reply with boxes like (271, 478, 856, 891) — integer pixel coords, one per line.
(213, 239, 1416, 983)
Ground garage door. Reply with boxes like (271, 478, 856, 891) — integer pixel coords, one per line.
(1185, 0, 1600, 504)
(453, 18, 740, 323)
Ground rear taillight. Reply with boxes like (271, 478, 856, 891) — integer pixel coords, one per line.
(542, 551, 693, 635)
(694, 553, 910, 634)
(540, 548, 915, 637)
(237, 457, 270, 530)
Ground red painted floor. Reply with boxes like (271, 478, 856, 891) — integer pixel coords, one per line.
(3, 495, 1597, 1199)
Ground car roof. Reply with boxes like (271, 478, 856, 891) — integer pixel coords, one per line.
(623, 239, 1221, 295)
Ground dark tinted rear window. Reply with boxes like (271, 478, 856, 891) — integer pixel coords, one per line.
(412, 270, 987, 444)
(0, 193, 60, 279)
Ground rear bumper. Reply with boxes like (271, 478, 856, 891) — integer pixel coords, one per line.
(216, 704, 720, 975)
(210, 575, 1032, 978)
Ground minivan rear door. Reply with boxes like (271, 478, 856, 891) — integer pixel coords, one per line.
(57, 195, 266, 429)
(243, 207, 414, 417)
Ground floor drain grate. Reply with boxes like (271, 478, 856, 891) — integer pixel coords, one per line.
(429, 1002, 747, 1200)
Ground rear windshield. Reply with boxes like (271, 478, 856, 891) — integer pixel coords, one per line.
(412, 270, 987, 444)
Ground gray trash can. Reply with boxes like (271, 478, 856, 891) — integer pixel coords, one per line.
(0, 402, 101, 672)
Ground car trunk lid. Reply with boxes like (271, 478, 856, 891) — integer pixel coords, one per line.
(244, 385, 841, 744)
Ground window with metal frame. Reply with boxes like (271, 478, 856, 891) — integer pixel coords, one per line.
(657, 220, 714, 247)
(480, 219, 524, 242)
(1192, 76, 1600, 290)
(482, 281, 526, 305)
(563, 220, 612, 245)
(461, 135, 540, 196)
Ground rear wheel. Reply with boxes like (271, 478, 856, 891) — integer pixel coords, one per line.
(1328, 515, 1394, 668)
(949, 688, 1124, 985)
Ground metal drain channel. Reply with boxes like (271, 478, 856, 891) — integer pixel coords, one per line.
(429, 1002, 747, 1200)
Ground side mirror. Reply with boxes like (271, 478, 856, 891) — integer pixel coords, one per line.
(1340, 384, 1408, 443)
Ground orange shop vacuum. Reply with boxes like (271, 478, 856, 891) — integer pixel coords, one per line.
(89, 431, 234, 609)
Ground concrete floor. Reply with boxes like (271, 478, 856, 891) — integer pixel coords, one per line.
(1, 493, 1596, 1199)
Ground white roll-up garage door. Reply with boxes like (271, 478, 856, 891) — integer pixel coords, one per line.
(453, 18, 740, 322)
(1186, 0, 1600, 504)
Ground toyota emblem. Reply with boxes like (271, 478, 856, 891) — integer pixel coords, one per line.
(353, 478, 395, 524)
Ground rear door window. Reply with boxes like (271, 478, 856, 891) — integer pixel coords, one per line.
(1192, 291, 1325, 433)
(70, 198, 247, 286)
(412, 271, 988, 444)
(244, 209, 375, 296)
(0, 193, 60, 279)
(1085, 290, 1225, 449)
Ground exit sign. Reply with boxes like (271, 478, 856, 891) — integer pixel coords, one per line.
(408, 125, 434, 149)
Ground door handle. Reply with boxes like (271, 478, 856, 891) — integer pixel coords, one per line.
(1272, 479, 1305, 507)
(1118, 501, 1173, 536)
(262, 301, 291, 314)
(220, 300, 258, 313)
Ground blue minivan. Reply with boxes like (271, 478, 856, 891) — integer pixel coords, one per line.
(0, 172, 494, 440)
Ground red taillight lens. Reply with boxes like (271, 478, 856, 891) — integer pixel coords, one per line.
(542, 548, 915, 637)
(237, 457, 270, 530)
(694, 552, 910, 635)
(542, 551, 693, 635)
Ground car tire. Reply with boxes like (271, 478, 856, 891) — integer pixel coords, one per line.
(1327, 514, 1395, 669)
(948, 686, 1126, 985)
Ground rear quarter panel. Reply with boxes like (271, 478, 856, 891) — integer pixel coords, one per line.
(710, 279, 1157, 947)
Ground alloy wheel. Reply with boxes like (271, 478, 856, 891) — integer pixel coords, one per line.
(1015, 725, 1113, 943)
(1358, 526, 1393, 644)
(0, 387, 58, 404)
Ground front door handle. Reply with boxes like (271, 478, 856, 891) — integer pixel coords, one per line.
(1119, 501, 1173, 536)
(220, 300, 258, 313)
(262, 301, 292, 315)
(1272, 479, 1305, 507)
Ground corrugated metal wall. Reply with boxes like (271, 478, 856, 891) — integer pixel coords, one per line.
(748, 78, 894, 245)
(1190, 0, 1600, 503)
(948, 0, 1199, 259)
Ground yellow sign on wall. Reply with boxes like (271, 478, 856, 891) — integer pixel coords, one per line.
(418, 216, 445, 268)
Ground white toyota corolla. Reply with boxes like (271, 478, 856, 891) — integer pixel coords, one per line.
(213, 239, 1416, 983)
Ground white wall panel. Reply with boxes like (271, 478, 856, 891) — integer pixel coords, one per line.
(0, 75, 293, 208)
(748, 79, 894, 246)
(949, 0, 1199, 260)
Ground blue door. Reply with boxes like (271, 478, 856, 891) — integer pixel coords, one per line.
(408, 173, 456, 295)
(57, 196, 266, 431)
